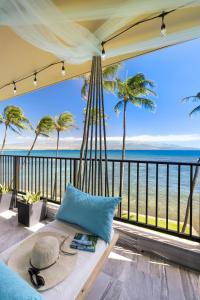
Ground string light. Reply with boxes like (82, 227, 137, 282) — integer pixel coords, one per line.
(161, 12, 167, 36)
(33, 73, 37, 86)
(0, 5, 184, 96)
(13, 81, 17, 95)
(0, 60, 66, 96)
(101, 42, 106, 59)
(101, 8, 179, 52)
(61, 61, 66, 76)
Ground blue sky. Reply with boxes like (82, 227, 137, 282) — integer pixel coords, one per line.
(1, 38, 200, 149)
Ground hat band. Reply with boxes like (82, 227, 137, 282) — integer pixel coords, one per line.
(29, 255, 59, 271)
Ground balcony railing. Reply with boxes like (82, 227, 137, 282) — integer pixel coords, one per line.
(0, 154, 200, 242)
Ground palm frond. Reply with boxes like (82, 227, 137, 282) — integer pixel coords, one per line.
(189, 104, 200, 117)
(39, 133, 50, 137)
(36, 115, 55, 136)
(143, 87, 157, 97)
(55, 112, 75, 132)
(103, 80, 117, 93)
(143, 79, 155, 88)
(0, 114, 4, 124)
(12, 122, 28, 130)
(127, 74, 155, 95)
(81, 79, 89, 101)
(114, 100, 124, 113)
(127, 73, 145, 87)
(8, 125, 21, 134)
(102, 63, 121, 79)
(116, 78, 128, 99)
(181, 94, 200, 103)
(130, 97, 156, 111)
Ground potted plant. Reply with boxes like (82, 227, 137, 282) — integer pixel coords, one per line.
(0, 184, 14, 213)
(17, 192, 47, 227)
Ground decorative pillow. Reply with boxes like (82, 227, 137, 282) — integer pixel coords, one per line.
(56, 184, 121, 243)
(0, 261, 42, 300)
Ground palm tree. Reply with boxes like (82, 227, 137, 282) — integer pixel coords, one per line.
(114, 73, 156, 216)
(114, 73, 157, 161)
(181, 92, 200, 233)
(81, 63, 121, 100)
(54, 112, 75, 157)
(53, 112, 75, 199)
(27, 116, 55, 156)
(0, 106, 30, 154)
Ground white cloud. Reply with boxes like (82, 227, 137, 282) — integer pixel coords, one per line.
(15, 134, 200, 143)
(106, 134, 200, 143)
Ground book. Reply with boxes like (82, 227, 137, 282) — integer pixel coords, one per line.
(70, 233, 98, 252)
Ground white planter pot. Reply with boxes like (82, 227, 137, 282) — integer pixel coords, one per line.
(0, 192, 14, 213)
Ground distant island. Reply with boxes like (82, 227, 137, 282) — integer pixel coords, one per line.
(3, 140, 194, 151)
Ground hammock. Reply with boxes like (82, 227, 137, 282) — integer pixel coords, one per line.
(76, 56, 109, 196)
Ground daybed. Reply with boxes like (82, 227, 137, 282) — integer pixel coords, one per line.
(0, 219, 118, 300)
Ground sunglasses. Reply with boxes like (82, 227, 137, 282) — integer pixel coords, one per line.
(28, 267, 45, 289)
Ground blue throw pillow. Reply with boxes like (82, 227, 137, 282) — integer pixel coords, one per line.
(0, 261, 42, 300)
(56, 184, 121, 243)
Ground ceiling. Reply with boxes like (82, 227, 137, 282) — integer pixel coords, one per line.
(0, 0, 200, 101)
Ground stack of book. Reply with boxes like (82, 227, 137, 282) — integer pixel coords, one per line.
(70, 233, 98, 252)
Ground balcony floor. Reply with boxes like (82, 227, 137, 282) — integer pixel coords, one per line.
(0, 210, 199, 300)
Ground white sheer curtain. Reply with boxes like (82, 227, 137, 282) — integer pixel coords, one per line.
(0, 0, 100, 64)
(0, 0, 200, 64)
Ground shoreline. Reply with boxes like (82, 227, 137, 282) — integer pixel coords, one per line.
(2, 148, 200, 151)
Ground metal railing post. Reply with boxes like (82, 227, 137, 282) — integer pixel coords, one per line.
(73, 159, 77, 187)
(0, 156, 3, 185)
(13, 156, 20, 207)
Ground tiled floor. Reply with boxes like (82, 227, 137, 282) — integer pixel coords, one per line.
(0, 210, 199, 300)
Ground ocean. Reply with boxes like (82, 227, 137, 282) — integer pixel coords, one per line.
(1, 149, 200, 234)
(3, 149, 200, 162)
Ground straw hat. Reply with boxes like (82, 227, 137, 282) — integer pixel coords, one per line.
(8, 231, 77, 291)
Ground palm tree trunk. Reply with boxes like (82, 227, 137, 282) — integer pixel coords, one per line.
(53, 131, 60, 199)
(27, 134, 38, 156)
(0, 125, 8, 154)
(118, 101, 127, 217)
(181, 157, 200, 233)
(56, 131, 60, 157)
(122, 101, 127, 161)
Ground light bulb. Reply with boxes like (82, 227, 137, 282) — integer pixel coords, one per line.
(161, 23, 167, 36)
(61, 62, 66, 76)
(102, 48, 106, 59)
(101, 42, 106, 59)
(33, 73, 37, 86)
(13, 82, 17, 95)
(161, 13, 167, 37)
